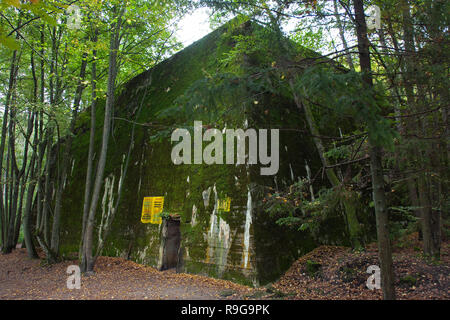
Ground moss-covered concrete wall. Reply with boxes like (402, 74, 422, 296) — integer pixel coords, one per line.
(60, 20, 349, 286)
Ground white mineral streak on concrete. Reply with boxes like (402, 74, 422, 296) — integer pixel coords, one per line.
(202, 186, 211, 208)
(208, 185, 218, 240)
(219, 218, 230, 247)
(234, 175, 240, 187)
(117, 154, 125, 192)
(218, 216, 231, 274)
(99, 174, 115, 248)
(243, 188, 252, 269)
(138, 245, 149, 261)
(70, 159, 75, 176)
(305, 160, 315, 201)
(289, 163, 295, 181)
(186, 176, 191, 198)
(191, 204, 197, 226)
(206, 185, 218, 264)
(205, 184, 231, 275)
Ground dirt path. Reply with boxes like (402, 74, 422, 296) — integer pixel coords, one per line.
(2, 234, 448, 300)
(0, 249, 255, 300)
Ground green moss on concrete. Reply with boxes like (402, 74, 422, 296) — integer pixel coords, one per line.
(60, 19, 351, 286)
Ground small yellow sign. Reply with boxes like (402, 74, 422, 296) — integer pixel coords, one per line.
(217, 197, 231, 212)
(141, 196, 164, 224)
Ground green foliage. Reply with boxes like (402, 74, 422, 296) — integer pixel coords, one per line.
(159, 66, 285, 130)
(263, 178, 340, 239)
(294, 67, 399, 150)
(324, 144, 351, 162)
(305, 259, 322, 277)
(399, 274, 417, 287)
(0, 0, 61, 50)
(388, 206, 419, 241)
(290, 25, 330, 54)
(160, 211, 171, 220)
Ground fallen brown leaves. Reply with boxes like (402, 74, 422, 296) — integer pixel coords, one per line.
(1, 233, 448, 300)
(0, 250, 253, 300)
(272, 233, 449, 300)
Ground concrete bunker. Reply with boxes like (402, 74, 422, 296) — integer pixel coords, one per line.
(60, 19, 352, 286)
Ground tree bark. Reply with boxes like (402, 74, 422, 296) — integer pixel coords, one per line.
(80, 28, 98, 259)
(50, 54, 88, 256)
(81, 7, 124, 273)
(353, 0, 395, 300)
(289, 80, 362, 249)
(22, 50, 40, 259)
(400, 0, 441, 258)
(333, 0, 354, 70)
(4, 47, 24, 253)
(0, 47, 20, 252)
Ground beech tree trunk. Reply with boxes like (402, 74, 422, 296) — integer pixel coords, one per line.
(22, 51, 39, 259)
(81, 8, 124, 273)
(50, 54, 88, 257)
(80, 28, 98, 259)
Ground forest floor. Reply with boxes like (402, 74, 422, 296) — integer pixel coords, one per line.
(0, 249, 253, 300)
(271, 233, 449, 300)
(0, 233, 448, 300)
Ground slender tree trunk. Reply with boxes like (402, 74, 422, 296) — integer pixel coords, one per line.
(50, 54, 88, 257)
(384, 5, 422, 238)
(400, 0, 441, 258)
(37, 24, 61, 259)
(23, 152, 38, 258)
(81, 8, 124, 273)
(23, 135, 38, 258)
(0, 62, 12, 248)
(333, 0, 354, 70)
(95, 71, 152, 260)
(4, 47, 25, 253)
(35, 24, 46, 234)
(4, 146, 11, 248)
(80, 29, 98, 259)
(40, 132, 53, 245)
(13, 112, 35, 247)
(0, 47, 20, 252)
(353, 0, 395, 300)
(289, 80, 362, 249)
(22, 50, 40, 258)
(5, 170, 19, 253)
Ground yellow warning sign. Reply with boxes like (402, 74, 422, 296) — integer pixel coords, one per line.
(141, 196, 164, 224)
(217, 197, 231, 212)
